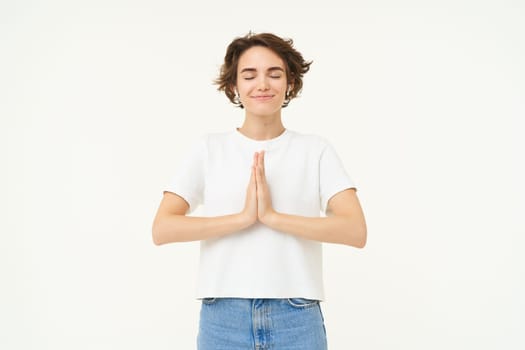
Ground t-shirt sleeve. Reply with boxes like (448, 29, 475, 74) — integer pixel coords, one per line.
(319, 140, 357, 214)
(164, 136, 207, 213)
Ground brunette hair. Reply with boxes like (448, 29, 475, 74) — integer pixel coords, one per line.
(215, 32, 312, 108)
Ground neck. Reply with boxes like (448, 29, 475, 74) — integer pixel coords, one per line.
(238, 111, 285, 141)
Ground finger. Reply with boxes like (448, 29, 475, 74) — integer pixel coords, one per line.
(251, 153, 258, 184)
(255, 160, 262, 185)
(258, 150, 264, 169)
(258, 151, 265, 178)
(250, 165, 256, 185)
(255, 156, 264, 185)
(253, 152, 259, 171)
(252, 154, 257, 174)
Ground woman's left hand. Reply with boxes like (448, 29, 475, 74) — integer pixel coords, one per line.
(254, 151, 277, 225)
(251, 150, 367, 247)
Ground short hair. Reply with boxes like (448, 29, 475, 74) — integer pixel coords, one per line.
(215, 32, 312, 108)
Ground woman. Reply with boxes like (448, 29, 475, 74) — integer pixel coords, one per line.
(152, 32, 367, 350)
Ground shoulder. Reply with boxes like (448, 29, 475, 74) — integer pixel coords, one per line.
(287, 129, 331, 151)
(188, 130, 235, 150)
(201, 130, 237, 145)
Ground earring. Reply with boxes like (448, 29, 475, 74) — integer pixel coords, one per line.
(233, 92, 241, 104)
(284, 89, 291, 104)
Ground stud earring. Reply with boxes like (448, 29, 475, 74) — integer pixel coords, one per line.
(284, 89, 291, 104)
(233, 91, 241, 104)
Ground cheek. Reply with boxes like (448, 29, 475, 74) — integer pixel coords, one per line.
(274, 80, 288, 91)
(237, 81, 254, 95)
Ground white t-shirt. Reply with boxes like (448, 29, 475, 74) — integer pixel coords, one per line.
(165, 129, 356, 300)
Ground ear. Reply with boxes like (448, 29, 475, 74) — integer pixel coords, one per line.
(288, 81, 294, 94)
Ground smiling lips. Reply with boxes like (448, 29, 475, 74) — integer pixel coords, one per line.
(251, 95, 274, 101)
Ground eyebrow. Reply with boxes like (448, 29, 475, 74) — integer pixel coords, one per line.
(240, 66, 285, 74)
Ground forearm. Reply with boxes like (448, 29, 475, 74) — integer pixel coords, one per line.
(152, 213, 250, 245)
(265, 212, 367, 247)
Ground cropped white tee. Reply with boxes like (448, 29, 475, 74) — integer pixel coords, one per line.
(165, 129, 356, 300)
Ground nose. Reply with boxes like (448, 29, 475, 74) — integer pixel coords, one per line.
(257, 76, 269, 91)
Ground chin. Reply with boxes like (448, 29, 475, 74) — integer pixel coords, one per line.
(246, 101, 283, 114)
(248, 106, 281, 116)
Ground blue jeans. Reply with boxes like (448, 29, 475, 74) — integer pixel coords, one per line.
(197, 298, 328, 350)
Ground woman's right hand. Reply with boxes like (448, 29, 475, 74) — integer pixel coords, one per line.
(240, 154, 258, 228)
(153, 155, 260, 244)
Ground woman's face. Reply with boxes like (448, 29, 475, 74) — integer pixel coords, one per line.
(235, 46, 289, 117)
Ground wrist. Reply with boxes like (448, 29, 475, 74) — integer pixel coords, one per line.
(260, 209, 280, 228)
(238, 211, 256, 229)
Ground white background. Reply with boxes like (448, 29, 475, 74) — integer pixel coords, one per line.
(2, 0, 524, 349)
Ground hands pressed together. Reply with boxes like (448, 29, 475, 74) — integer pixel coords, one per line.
(241, 151, 277, 228)
(154, 147, 366, 246)
(237, 150, 366, 247)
